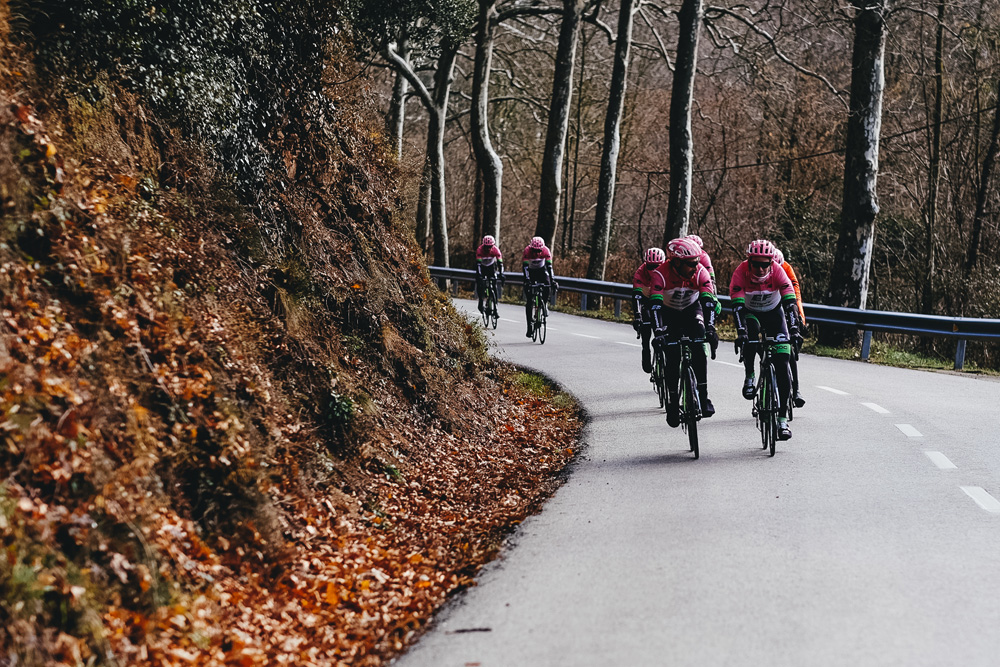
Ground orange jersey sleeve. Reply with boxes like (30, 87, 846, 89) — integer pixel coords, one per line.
(782, 262, 806, 325)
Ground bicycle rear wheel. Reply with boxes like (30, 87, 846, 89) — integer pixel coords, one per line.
(681, 364, 700, 459)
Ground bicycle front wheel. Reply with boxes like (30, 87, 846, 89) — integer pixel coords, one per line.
(481, 289, 492, 327)
(765, 365, 779, 457)
(535, 296, 547, 344)
(653, 349, 667, 409)
(681, 364, 700, 459)
(488, 287, 499, 329)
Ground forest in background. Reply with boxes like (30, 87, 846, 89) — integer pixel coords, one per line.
(359, 0, 1000, 364)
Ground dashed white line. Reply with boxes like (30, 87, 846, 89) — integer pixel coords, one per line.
(924, 451, 957, 469)
(961, 486, 1000, 513)
(500, 318, 518, 323)
(895, 424, 923, 437)
(616, 341, 642, 348)
(572, 333, 601, 339)
(714, 360, 744, 368)
(816, 385, 850, 395)
(861, 402, 890, 414)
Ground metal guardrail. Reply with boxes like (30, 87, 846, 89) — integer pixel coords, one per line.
(429, 266, 1000, 370)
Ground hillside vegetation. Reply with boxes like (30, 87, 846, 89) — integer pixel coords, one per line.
(0, 2, 580, 664)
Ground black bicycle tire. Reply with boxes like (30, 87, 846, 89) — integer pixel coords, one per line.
(766, 364, 779, 457)
(490, 284, 499, 329)
(538, 298, 547, 344)
(683, 364, 699, 458)
(653, 349, 666, 408)
(756, 373, 768, 450)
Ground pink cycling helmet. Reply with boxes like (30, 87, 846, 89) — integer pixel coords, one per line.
(482, 235, 496, 247)
(746, 239, 777, 262)
(529, 236, 546, 249)
(772, 245, 785, 265)
(667, 237, 702, 260)
(644, 247, 666, 265)
(686, 234, 704, 248)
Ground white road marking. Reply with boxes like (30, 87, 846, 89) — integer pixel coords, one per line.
(500, 318, 518, 323)
(861, 402, 890, 414)
(816, 385, 850, 395)
(616, 342, 642, 348)
(924, 451, 957, 469)
(961, 487, 1000, 513)
(895, 424, 923, 437)
(713, 360, 744, 368)
(572, 333, 601, 339)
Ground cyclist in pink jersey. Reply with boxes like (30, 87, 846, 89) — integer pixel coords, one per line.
(631, 247, 666, 373)
(730, 239, 800, 440)
(650, 237, 719, 426)
(475, 235, 505, 313)
(772, 245, 806, 408)
(687, 234, 721, 315)
(522, 236, 555, 338)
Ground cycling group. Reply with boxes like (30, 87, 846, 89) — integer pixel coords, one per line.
(475, 235, 557, 341)
(633, 236, 806, 442)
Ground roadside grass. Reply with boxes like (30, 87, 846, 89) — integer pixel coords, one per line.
(513, 371, 577, 410)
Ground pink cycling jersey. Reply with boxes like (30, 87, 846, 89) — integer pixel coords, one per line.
(729, 260, 794, 312)
(522, 245, 552, 269)
(632, 262, 662, 298)
(650, 263, 714, 311)
(476, 244, 503, 266)
(699, 252, 714, 277)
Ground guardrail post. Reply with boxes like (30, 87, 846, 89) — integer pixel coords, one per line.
(580, 293, 588, 311)
(614, 298, 621, 318)
(955, 339, 966, 370)
(861, 330, 872, 360)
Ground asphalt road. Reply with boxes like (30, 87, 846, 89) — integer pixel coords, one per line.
(395, 299, 1000, 667)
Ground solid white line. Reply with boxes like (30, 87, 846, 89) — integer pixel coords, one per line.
(895, 424, 923, 437)
(616, 342, 642, 348)
(861, 402, 890, 414)
(816, 385, 850, 395)
(572, 333, 601, 339)
(714, 360, 744, 368)
(961, 486, 1000, 513)
(924, 451, 957, 469)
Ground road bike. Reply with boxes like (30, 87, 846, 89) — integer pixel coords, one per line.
(526, 282, 548, 344)
(740, 333, 792, 457)
(656, 333, 707, 459)
(480, 275, 500, 329)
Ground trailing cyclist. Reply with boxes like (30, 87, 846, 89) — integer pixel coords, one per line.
(772, 245, 806, 408)
(631, 247, 666, 373)
(522, 236, 555, 338)
(475, 235, 505, 314)
(650, 237, 719, 427)
(730, 239, 800, 441)
(687, 233, 721, 316)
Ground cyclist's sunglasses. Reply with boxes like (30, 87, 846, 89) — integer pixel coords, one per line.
(676, 258, 699, 268)
(749, 260, 771, 270)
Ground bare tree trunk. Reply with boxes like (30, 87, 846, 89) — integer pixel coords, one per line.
(966, 77, 1000, 274)
(588, 0, 636, 281)
(922, 0, 945, 314)
(384, 39, 457, 268)
(387, 32, 410, 161)
(663, 0, 703, 247)
(471, 0, 503, 241)
(821, 0, 889, 346)
(473, 163, 484, 249)
(428, 45, 458, 268)
(535, 0, 585, 247)
(416, 157, 431, 252)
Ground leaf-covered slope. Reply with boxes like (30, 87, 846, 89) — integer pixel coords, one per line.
(0, 3, 580, 664)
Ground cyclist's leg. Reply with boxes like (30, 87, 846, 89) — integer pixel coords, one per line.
(475, 266, 487, 312)
(523, 282, 533, 336)
(660, 311, 682, 426)
(640, 301, 653, 373)
(742, 314, 762, 398)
